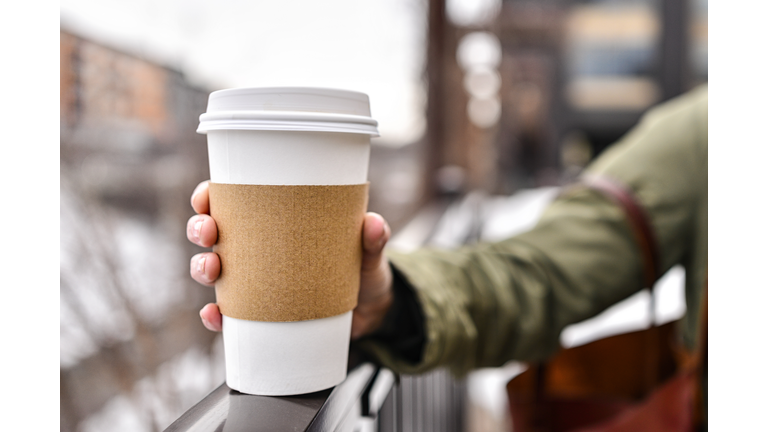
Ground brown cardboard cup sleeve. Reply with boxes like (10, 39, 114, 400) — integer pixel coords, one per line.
(208, 183, 369, 322)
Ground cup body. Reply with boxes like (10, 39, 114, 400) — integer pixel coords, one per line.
(198, 87, 377, 396)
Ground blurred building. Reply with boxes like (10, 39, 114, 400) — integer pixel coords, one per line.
(61, 29, 211, 215)
(422, 0, 706, 197)
(60, 29, 222, 432)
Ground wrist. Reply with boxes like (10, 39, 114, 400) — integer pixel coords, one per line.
(360, 263, 426, 364)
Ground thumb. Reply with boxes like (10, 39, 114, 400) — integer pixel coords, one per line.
(352, 212, 394, 339)
(361, 212, 390, 272)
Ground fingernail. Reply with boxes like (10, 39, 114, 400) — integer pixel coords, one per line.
(193, 218, 203, 242)
(200, 314, 214, 331)
(197, 255, 207, 276)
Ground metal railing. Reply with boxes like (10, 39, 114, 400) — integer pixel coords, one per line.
(165, 351, 465, 432)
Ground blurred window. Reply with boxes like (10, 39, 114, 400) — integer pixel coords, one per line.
(564, 0, 661, 111)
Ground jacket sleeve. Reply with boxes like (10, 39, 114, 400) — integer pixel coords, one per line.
(357, 86, 708, 376)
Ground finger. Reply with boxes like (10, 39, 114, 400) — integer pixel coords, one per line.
(200, 303, 223, 332)
(191, 180, 210, 215)
(186, 214, 219, 248)
(361, 212, 390, 272)
(358, 212, 393, 307)
(190, 252, 221, 286)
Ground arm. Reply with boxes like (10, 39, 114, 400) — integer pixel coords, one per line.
(358, 86, 708, 376)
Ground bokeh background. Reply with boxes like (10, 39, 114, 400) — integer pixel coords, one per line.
(60, 0, 707, 430)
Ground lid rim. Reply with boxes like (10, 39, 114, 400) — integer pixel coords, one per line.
(197, 120, 380, 136)
(199, 110, 378, 125)
(209, 86, 370, 101)
(199, 87, 378, 136)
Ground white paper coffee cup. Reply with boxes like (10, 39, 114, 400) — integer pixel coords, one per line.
(197, 87, 378, 396)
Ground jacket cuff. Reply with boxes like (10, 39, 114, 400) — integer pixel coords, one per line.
(363, 262, 426, 364)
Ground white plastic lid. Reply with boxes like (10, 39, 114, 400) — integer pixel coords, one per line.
(197, 87, 379, 136)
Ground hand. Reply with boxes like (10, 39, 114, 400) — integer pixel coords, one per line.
(186, 180, 394, 340)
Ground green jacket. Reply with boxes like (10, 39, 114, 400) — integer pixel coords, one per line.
(360, 85, 708, 377)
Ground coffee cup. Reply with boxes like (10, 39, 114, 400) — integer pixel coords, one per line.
(197, 87, 378, 395)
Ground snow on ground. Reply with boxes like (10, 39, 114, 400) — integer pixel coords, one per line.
(80, 339, 225, 432)
(60, 184, 189, 367)
(61, 180, 224, 430)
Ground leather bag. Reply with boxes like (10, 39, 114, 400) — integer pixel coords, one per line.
(506, 175, 706, 432)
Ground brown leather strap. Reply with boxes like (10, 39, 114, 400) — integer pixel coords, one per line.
(581, 174, 663, 392)
(581, 174, 661, 289)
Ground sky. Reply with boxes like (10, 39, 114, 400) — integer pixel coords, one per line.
(60, 0, 428, 145)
